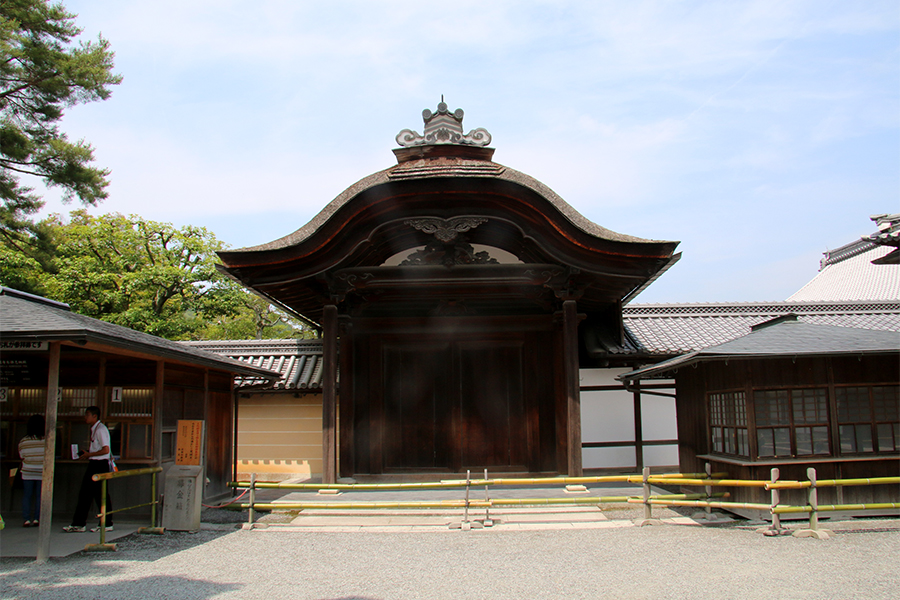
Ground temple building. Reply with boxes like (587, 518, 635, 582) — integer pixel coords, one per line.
(215, 102, 680, 482)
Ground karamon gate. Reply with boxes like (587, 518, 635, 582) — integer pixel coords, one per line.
(217, 103, 679, 482)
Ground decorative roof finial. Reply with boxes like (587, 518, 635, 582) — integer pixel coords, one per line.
(395, 100, 492, 147)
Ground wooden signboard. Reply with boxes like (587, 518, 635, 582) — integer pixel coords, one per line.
(175, 420, 204, 466)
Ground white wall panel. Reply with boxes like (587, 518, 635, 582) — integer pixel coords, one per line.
(582, 446, 635, 469)
(642, 444, 679, 468)
(581, 390, 634, 442)
(640, 393, 678, 440)
(579, 368, 631, 387)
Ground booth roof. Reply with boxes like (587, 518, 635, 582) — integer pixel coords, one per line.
(0, 288, 279, 381)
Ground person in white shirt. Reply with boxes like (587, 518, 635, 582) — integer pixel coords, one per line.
(62, 406, 114, 533)
(18, 414, 45, 527)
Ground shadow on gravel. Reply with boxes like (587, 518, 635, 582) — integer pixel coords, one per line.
(1, 574, 240, 600)
(100, 528, 240, 562)
(0, 528, 238, 569)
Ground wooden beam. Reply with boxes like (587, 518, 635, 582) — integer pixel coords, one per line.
(36, 342, 60, 563)
(563, 300, 582, 476)
(322, 304, 338, 484)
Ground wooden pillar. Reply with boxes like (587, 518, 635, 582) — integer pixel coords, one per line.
(338, 319, 354, 478)
(154, 361, 165, 464)
(36, 342, 61, 563)
(632, 381, 644, 471)
(563, 300, 582, 476)
(322, 305, 338, 484)
(232, 387, 240, 484)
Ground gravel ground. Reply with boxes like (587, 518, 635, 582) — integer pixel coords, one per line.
(2, 513, 898, 600)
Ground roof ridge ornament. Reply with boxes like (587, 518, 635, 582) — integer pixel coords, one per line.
(395, 100, 492, 147)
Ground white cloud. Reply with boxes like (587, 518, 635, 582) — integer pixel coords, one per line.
(40, 0, 898, 301)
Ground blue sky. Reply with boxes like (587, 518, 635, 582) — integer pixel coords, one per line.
(40, 1, 899, 303)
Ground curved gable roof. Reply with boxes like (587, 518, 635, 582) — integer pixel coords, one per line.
(218, 114, 679, 322)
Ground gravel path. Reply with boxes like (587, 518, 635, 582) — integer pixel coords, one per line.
(2, 518, 898, 600)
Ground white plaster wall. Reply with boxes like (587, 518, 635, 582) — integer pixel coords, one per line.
(581, 390, 634, 444)
(582, 447, 635, 469)
(579, 367, 631, 387)
(580, 369, 678, 470)
(643, 445, 679, 468)
(640, 388, 677, 441)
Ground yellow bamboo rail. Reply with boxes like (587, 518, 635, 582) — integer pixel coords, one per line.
(765, 476, 900, 490)
(636, 477, 770, 488)
(230, 472, 725, 491)
(92, 466, 163, 481)
(773, 502, 900, 514)
(628, 498, 772, 511)
(240, 492, 728, 512)
(235, 465, 897, 532)
(86, 466, 164, 551)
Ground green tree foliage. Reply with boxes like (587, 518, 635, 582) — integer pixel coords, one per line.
(1, 209, 310, 340)
(196, 292, 312, 341)
(1, 0, 121, 264)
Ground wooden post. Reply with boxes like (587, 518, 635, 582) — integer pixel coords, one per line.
(36, 341, 61, 563)
(563, 300, 582, 476)
(808, 467, 819, 532)
(765, 467, 783, 536)
(247, 472, 256, 527)
(322, 304, 338, 484)
(154, 361, 165, 464)
(793, 467, 834, 539)
(642, 466, 652, 521)
(634, 465, 661, 526)
(632, 381, 643, 471)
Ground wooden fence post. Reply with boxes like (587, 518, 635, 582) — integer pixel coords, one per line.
(635, 466, 661, 526)
(793, 467, 834, 539)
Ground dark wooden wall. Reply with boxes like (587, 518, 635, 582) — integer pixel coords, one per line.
(342, 316, 561, 475)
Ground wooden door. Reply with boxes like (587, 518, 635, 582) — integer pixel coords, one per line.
(348, 321, 557, 475)
(382, 343, 453, 470)
(379, 339, 530, 471)
(458, 341, 527, 468)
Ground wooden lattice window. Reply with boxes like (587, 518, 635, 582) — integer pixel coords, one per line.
(754, 388, 830, 458)
(755, 390, 792, 458)
(709, 391, 748, 457)
(837, 385, 900, 454)
(791, 388, 829, 456)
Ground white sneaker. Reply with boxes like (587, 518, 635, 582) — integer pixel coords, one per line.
(90, 525, 114, 532)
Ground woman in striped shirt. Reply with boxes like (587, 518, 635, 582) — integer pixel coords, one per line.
(18, 414, 45, 527)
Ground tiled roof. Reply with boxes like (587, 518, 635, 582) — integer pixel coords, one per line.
(622, 301, 900, 355)
(787, 215, 900, 301)
(182, 339, 326, 391)
(0, 288, 279, 380)
(787, 244, 899, 301)
(621, 320, 900, 381)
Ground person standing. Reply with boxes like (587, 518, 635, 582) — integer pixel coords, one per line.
(18, 414, 46, 527)
(63, 406, 114, 532)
